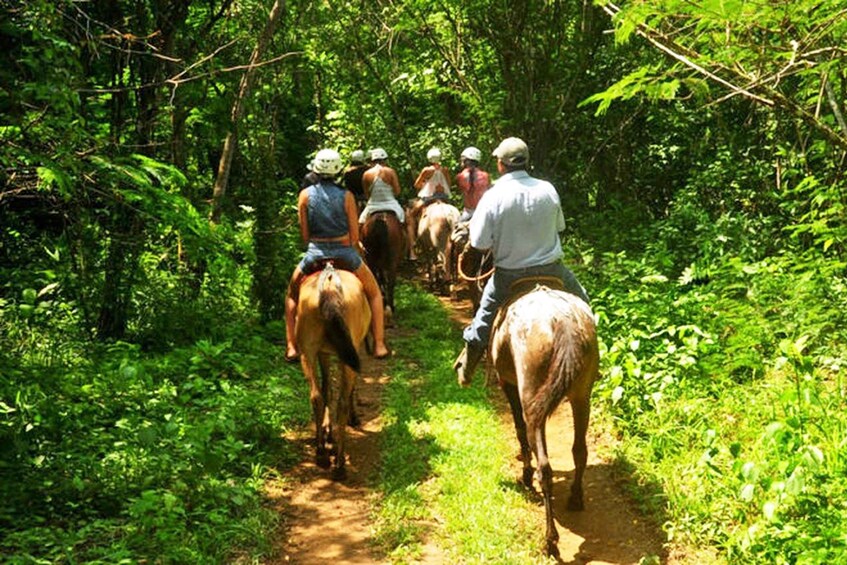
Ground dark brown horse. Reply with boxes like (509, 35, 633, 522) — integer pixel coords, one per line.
(295, 264, 371, 481)
(489, 279, 600, 557)
(360, 211, 406, 314)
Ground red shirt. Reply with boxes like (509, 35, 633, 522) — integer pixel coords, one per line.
(456, 167, 491, 211)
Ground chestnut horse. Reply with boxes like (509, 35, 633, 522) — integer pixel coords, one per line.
(414, 200, 460, 293)
(489, 279, 599, 557)
(360, 211, 406, 315)
(296, 263, 371, 481)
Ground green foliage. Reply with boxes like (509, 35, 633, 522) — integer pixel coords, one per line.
(5, 0, 847, 562)
(583, 205, 847, 561)
(0, 318, 309, 562)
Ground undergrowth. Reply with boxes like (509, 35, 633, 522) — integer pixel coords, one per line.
(580, 221, 847, 564)
(1, 318, 310, 563)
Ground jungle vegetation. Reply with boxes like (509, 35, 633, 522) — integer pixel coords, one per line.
(2, 0, 847, 562)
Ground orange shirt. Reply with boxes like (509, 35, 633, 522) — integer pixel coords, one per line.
(456, 166, 491, 211)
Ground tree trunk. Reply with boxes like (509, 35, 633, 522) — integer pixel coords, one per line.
(210, 0, 285, 224)
(250, 133, 287, 322)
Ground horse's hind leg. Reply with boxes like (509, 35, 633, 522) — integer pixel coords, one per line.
(318, 353, 334, 444)
(568, 394, 591, 511)
(332, 364, 357, 481)
(502, 382, 533, 487)
(529, 418, 559, 557)
(348, 380, 361, 428)
(302, 354, 330, 468)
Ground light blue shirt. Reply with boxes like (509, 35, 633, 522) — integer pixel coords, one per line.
(469, 170, 565, 269)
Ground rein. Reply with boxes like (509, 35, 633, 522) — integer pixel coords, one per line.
(457, 249, 495, 282)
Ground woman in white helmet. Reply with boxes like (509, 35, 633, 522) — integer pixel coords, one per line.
(455, 146, 491, 221)
(408, 147, 452, 259)
(284, 148, 391, 361)
(359, 147, 405, 225)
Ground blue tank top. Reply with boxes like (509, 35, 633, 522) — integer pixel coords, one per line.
(307, 181, 349, 239)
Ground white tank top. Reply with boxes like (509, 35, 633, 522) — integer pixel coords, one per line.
(418, 167, 450, 198)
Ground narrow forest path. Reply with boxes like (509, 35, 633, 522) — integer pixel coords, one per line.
(265, 284, 669, 564)
(264, 352, 403, 564)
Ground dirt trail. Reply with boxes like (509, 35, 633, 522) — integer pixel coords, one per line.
(266, 290, 668, 565)
(265, 355, 397, 564)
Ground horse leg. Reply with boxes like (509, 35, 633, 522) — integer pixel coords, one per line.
(332, 364, 357, 481)
(502, 382, 533, 487)
(348, 379, 361, 428)
(529, 417, 559, 557)
(302, 353, 330, 468)
(568, 395, 591, 511)
(318, 353, 334, 444)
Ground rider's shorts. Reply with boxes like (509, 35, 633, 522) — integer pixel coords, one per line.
(298, 241, 362, 275)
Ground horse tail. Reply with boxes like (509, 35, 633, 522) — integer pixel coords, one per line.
(525, 297, 597, 420)
(318, 269, 362, 372)
(372, 214, 389, 263)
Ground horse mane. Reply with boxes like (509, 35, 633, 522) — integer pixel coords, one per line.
(318, 267, 361, 372)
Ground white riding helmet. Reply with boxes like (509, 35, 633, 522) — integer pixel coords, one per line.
(312, 149, 343, 175)
(427, 147, 442, 163)
(461, 146, 482, 162)
(370, 147, 388, 161)
(350, 149, 366, 164)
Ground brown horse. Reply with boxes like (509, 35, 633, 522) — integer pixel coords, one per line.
(296, 263, 371, 481)
(489, 279, 600, 557)
(414, 200, 460, 293)
(360, 211, 406, 315)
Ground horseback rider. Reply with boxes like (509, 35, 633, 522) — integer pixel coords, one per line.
(343, 149, 368, 211)
(299, 158, 321, 190)
(284, 148, 391, 361)
(358, 147, 405, 227)
(455, 146, 491, 222)
(407, 147, 452, 260)
(453, 137, 589, 386)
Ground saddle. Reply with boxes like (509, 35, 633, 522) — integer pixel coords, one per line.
(507, 276, 565, 299)
(368, 210, 400, 221)
(293, 260, 351, 302)
(421, 193, 449, 208)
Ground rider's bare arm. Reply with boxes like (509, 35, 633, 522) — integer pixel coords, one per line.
(298, 189, 310, 244)
(388, 169, 401, 196)
(362, 169, 374, 199)
(414, 166, 433, 189)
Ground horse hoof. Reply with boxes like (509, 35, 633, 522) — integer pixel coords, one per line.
(331, 466, 347, 481)
(567, 493, 585, 511)
(316, 448, 331, 469)
(522, 467, 534, 488)
(546, 540, 560, 558)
